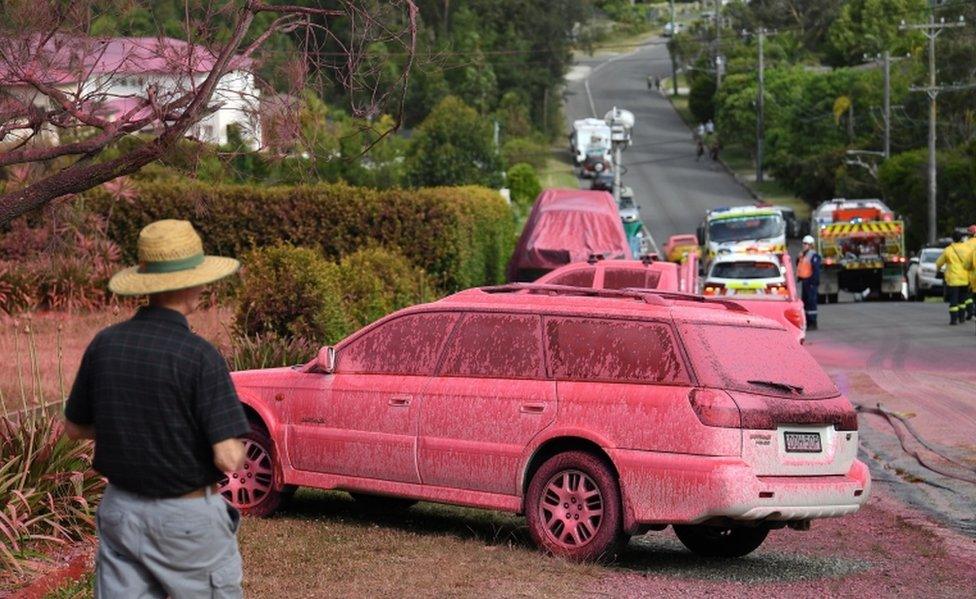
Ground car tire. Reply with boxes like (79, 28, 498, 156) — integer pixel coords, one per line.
(218, 424, 286, 518)
(673, 524, 769, 558)
(349, 493, 418, 512)
(525, 451, 624, 563)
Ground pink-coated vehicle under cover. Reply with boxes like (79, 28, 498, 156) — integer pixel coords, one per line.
(230, 288, 869, 535)
(506, 188, 632, 282)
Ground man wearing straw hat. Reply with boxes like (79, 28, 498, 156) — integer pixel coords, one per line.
(64, 220, 250, 598)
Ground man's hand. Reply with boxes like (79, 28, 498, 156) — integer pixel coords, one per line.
(213, 438, 246, 472)
(64, 419, 95, 440)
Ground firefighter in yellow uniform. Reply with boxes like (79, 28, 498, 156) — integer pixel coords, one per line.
(966, 225, 976, 321)
(935, 230, 974, 325)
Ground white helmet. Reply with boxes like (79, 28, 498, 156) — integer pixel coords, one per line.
(802, 235, 815, 245)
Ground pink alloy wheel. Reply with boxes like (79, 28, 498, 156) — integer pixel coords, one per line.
(539, 469, 604, 547)
(218, 439, 274, 508)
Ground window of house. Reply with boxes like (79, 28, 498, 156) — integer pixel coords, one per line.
(439, 313, 543, 379)
(545, 317, 689, 384)
(337, 312, 459, 376)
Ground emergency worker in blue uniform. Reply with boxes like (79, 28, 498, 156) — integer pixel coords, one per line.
(797, 235, 822, 330)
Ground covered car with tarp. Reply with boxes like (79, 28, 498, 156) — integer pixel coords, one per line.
(506, 189, 632, 282)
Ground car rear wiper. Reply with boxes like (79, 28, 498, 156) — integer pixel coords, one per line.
(747, 379, 804, 394)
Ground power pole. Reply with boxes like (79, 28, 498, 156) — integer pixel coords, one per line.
(900, 13, 966, 243)
(756, 28, 765, 184)
(883, 50, 891, 159)
(669, 0, 678, 96)
(714, 0, 723, 88)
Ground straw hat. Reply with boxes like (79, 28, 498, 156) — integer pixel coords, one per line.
(108, 220, 239, 296)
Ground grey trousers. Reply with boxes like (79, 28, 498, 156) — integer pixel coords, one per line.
(95, 484, 244, 598)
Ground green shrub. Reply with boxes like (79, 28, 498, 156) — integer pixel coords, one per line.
(688, 72, 717, 124)
(506, 163, 542, 215)
(501, 136, 549, 170)
(235, 245, 350, 344)
(89, 181, 514, 291)
(226, 332, 318, 371)
(337, 247, 436, 330)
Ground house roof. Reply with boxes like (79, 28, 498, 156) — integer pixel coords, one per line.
(1, 35, 250, 87)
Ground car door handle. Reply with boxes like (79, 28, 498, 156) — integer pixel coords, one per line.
(388, 395, 412, 407)
(520, 403, 546, 414)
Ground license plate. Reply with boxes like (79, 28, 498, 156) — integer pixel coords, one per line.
(784, 432, 822, 453)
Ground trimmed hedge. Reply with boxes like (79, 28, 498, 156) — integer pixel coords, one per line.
(88, 181, 514, 291)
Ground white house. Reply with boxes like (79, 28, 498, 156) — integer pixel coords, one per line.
(1, 36, 261, 150)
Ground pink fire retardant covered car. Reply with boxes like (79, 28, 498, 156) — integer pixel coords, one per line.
(506, 188, 632, 283)
(221, 285, 869, 562)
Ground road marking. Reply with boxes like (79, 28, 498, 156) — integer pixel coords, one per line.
(584, 79, 597, 118)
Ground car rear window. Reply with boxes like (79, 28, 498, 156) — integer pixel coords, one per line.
(547, 268, 596, 288)
(439, 312, 543, 379)
(603, 267, 661, 290)
(710, 261, 780, 279)
(338, 312, 459, 375)
(546, 317, 689, 384)
(678, 323, 838, 399)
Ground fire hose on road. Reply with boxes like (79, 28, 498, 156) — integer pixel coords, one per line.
(856, 402, 976, 486)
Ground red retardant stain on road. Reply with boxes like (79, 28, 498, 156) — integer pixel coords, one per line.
(593, 488, 976, 598)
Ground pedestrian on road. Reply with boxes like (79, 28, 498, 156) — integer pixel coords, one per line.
(797, 235, 822, 330)
(696, 139, 705, 161)
(709, 139, 721, 161)
(647, 75, 654, 90)
(697, 123, 705, 138)
(935, 230, 973, 325)
(64, 219, 250, 598)
(705, 119, 715, 134)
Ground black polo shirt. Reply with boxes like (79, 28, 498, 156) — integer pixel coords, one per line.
(65, 306, 250, 498)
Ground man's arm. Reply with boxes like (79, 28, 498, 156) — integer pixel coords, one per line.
(213, 438, 246, 472)
(64, 420, 95, 440)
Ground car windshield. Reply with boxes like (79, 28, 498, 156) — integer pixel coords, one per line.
(679, 323, 839, 399)
(710, 261, 780, 279)
(618, 196, 636, 210)
(709, 215, 783, 243)
(920, 249, 942, 263)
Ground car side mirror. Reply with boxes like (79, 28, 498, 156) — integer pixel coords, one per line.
(316, 346, 336, 374)
(696, 225, 705, 246)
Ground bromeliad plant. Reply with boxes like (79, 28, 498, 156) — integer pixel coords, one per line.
(0, 319, 104, 573)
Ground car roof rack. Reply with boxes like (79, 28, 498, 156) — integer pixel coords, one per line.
(621, 287, 750, 313)
(479, 283, 668, 306)
(478, 283, 750, 313)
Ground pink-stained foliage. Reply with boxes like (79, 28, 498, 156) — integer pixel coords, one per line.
(0, 0, 419, 225)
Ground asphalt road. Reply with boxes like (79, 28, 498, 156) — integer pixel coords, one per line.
(564, 39, 753, 248)
(564, 39, 976, 537)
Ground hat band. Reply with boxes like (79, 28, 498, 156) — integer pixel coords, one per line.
(139, 253, 205, 274)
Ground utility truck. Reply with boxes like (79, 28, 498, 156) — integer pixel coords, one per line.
(810, 198, 907, 302)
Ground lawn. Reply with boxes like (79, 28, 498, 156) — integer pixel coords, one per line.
(0, 307, 233, 412)
(539, 149, 579, 190)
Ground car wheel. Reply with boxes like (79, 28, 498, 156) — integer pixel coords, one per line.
(218, 424, 285, 517)
(673, 524, 769, 558)
(525, 451, 624, 562)
(349, 493, 418, 512)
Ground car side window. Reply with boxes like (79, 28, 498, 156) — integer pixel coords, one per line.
(545, 317, 690, 384)
(439, 312, 544, 379)
(548, 269, 596, 288)
(337, 312, 459, 376)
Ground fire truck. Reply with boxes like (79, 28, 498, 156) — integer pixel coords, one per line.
(811, 198, 907, 302)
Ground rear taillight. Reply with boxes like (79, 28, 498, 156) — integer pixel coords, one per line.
(688, 388, 741, 428)
(703, 283, 725, 296)
(784, 307, 805, 330)
(767, 283, 790, 296)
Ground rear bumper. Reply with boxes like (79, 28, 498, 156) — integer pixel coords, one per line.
(614, 450, 871, 526)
